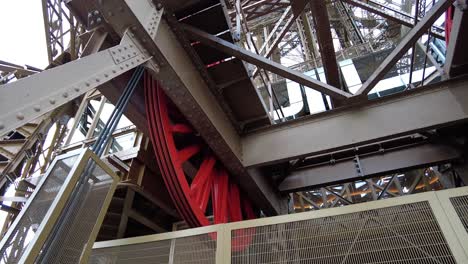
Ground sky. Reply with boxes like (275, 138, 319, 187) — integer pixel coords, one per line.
(0, 0, 49, 69)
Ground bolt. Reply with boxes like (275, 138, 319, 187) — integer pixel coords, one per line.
(95, 78, 100, 82)
(74, 87, 80, 92)
(118, 48, 122, 52)
(128, 54, 131, 58)
(125, 63, 129, 67)
(16, 113, 24, 120)
(104, 74, 109, 78)
(33, 106, 41, 112)
(49, 99, 56, 104)
(85, 82, 90, 87)
(116, 59, 120, 63)
(63, 92, 68, 98)
(133, 51, 137, 55)
(112, 70, 117, 73)
(120, 66, 124, 70)
(112, 51, 116, 55)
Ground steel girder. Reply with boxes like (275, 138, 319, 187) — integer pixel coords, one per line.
(242, 76, 468, 167)
(280, 143, 461, 192)
(444, 2, 468, 78)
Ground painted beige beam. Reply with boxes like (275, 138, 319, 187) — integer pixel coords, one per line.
(242, 77, 468, 167)
(182, 24, 352, 100)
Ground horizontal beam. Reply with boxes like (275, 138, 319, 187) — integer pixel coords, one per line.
(355, 0, 454, 95)
(279, 143, 461, 192)
(182, 24, 352, 100)
(242, 76, 468, 167)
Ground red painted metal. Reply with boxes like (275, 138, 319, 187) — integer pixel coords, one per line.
(144, 72, 255, 251)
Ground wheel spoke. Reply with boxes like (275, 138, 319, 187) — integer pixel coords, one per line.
(171, 123, 193, 134)
(212, 169, 229, 224)
(177, 145, 201, 164)
(190, 156, 215, 212)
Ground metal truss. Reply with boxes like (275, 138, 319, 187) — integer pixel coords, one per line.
(41, 0, 84, 64)
(293, 165, 460, 212)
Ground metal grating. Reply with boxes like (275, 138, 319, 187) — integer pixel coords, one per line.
(35, 159, 115, 263)
(450, 195, 468, 233)
(232, 202, 456, 264)
(0, 154, 78, 264)
(89, 233, 217, 264)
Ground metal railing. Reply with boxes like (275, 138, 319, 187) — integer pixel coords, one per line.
(90, 186, 468, 263)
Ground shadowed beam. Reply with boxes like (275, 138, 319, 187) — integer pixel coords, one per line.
(355, 0, 454, 96)
(182, 24, 352, 100)
(444, 3, 468, 77)
(309, 0, 343, 105)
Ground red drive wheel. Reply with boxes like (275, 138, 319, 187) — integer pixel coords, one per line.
(144, 72, 255, 251)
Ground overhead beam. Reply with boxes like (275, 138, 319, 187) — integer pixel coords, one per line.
(242, 76, 468, 167)
(342, 0, 445, 40)
(97, 0, 287, 215)
(182, 24, 352, 100)
(309, 0, 341, 91)
(279, 143, 461, 192)
(444, 3, 468, 78)
(355, 0, 454, 96)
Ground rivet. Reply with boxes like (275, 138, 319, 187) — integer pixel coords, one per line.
(63, 92, 69, 98)
(128, 54, 131, 58)
(108, 11, 114, 17)
(118, 48, 122, 52)
(49, 99, 56, 104)
(116, 59, 120, 63)
(125, 63, 129, 67)
(112, 51, 116, 54)
(121, 56, 125, 60)
(131, 61, 135, 65)
(85, 82, 90, 87)
(120, 66, 124, 70)
(112, 70, 117, 73)
(104, 74, 109, 78)
(137, 59, 140, 62)
(129, 44, 133, 48)
(0, 123, 4, 130)
(133, 51, 137, 55)
(95, 78, 100, 82)
(74, 87, 80, 92)
(124, 47, 127, 50)
(16, 113, 24, 120)
(33, 106, 41, 112)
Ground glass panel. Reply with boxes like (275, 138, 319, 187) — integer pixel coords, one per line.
(0, 154, 79, 264)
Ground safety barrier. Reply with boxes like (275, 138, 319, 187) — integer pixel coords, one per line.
(90, 186, 468, 263)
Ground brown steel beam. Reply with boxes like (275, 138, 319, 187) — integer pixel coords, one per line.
(279, 143, 461, 192)
(309, 0, 343, 106)
(182, 24, 352, 100)
(444, 3, 468, 78)
(355, 0, 454, 96)
(242, 76, 468, 167)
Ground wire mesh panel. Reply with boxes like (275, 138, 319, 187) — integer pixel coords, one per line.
(89, 232, 217, 264)
(231, 202, 456, 264)
(450, 195, 468, 233)
(34, 158, 116, 263)
(0, 154, 78, 264)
